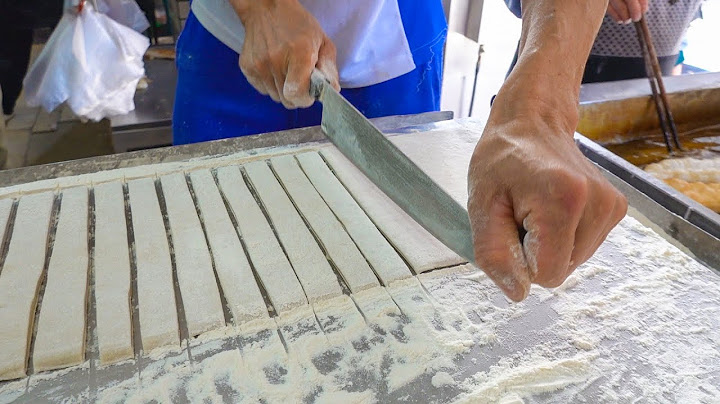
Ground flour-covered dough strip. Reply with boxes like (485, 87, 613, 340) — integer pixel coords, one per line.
(271, 155, 379, 292)
(189, 169, 268, 323)
(244, 161, 342, 302)
(0, 192, 54, 380)
(160, 173, 225, 337)
(216, 165, 307, 313)
(321, 148, 465, 273)
(93, 182, 133, 365)
(128, 178, 180, 352)
(296, 152, 412, 284)
(33, 187, 89, 372)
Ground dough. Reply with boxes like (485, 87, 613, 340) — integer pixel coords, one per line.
(215, 165, 307, 313)
(0, 199, 13, 248)
(127, 178, 180, 352)
(321, 149, 465, 273)
(159, 173, 225, 337)
(271, 155, 379, 292)
(33, 187, 89, 372)
(296, 152, 412, 285)
(244, 161, 342, 303)
(188, 169, 268, 323)
(93, 181, 134, 365)
(0, 192, 54, 380)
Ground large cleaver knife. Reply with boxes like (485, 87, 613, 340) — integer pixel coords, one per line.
(310, 70, 476, 263)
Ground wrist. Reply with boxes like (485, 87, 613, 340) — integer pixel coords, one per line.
(231, 0, 297, 22)
(493, 63, 580, 136)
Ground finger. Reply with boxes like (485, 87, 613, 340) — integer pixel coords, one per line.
(626, 0, 643, 22)
(606, 5, 623, 23)
(284, 52, 317, 109)
(520, 181, 586, 288)
(470, 197, 532, 302)
(568, 185, 617, 271)
(609, 0, 631, 24)
(638, 0, 649, 14)
(316, 39, 340, 92)
(578, 192, 628, 271)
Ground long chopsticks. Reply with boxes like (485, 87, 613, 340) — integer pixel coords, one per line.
(634, 17, 682, 153)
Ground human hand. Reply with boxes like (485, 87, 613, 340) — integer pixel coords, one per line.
(607, 0, 649, 24)
(467, 100, 627, 302)
(231, 0, 340, 108)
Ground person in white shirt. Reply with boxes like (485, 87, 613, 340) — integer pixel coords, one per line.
(176, 0, 629, 301)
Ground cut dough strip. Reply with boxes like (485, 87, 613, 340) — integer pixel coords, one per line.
(215, 165, 307, 314)
(159, 173, 225, 338)
(244, 160, 342, 303)
(0, 192, 54, 380)
(271, 155, 379, 293)
(128, 178, 180, 352)
(321, 149, 466, 273)
(188, 169, 268, 323)
(296, 152, 412, 285)
(93, 182, 134, 365)
(33, 187, 89, 372)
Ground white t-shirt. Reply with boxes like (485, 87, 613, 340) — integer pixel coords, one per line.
(190, 0, 416, 88)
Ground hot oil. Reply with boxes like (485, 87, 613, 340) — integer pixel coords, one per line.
(604, 122, 720, 168)
(602, 121, 720, 213)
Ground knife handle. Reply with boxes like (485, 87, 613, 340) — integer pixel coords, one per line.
(310, 69, 327, 100)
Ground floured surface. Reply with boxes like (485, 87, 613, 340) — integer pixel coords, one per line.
(0, 123, 719, 401)
(0, 192, 54, 380)
(79, 216, 720, 403)
(33, 187, 89, 372)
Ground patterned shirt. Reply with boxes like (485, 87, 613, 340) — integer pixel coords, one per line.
(504, 0, 704, 57)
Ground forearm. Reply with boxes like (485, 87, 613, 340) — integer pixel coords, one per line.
(496, 0, 608, 133)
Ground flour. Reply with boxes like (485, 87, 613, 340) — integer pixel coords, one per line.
(7, 214, 720, 402)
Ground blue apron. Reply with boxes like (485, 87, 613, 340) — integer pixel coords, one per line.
(172, 0, 447, 145)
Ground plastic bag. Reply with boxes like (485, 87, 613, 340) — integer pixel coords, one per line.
(22, 3, 150, 121)
(97, 0, 150, 33)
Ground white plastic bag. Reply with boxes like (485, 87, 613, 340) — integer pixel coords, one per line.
(97, 0, 151, 33)
(23, 3, 150, 121)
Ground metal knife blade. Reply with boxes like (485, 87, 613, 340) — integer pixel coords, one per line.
(310, 70, 476, 263)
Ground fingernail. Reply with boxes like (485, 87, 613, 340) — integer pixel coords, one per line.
(624, 18, 632, 24)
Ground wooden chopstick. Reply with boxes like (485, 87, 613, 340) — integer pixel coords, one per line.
(635, 17, 683, 152)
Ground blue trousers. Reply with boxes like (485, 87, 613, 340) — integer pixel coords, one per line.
(173, 7, 446, 145)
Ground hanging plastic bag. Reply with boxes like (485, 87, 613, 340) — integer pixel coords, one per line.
(96, 0, 150, 33)
(23, 1, 150, 121)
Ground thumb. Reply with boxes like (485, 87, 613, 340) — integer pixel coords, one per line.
(470, 197, 532, 302)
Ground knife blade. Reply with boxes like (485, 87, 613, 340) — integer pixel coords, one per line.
(310, 70, 476, 264)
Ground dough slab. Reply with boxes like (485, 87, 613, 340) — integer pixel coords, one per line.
(94, 182, 134, 365)
(188, 169, 268, 324)
(271, 154, 379, 293)
(322, 149, 465, 273)
(0, 192, 54, 380)
(33, 187, 89, 372)
(215, 165, 307, 314)
(160, 173, 225, 337)
(128, 178, 180, 352)
(295, 152, 412, 285)
(244, 161, 342, 303)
